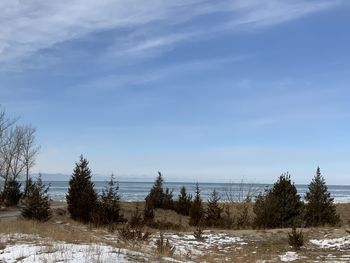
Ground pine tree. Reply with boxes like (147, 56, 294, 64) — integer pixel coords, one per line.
(176, 186, 192, 216)
(163, 187, 174, 210)
(205, 189, 222, 226)
(95, 174, 124, 226)
(21, 175, 51, 221)
(305, 167, 339, 226)
(145, 171, 165, 209)
(130, 202, 143, 228)
(143, 199, 155, 224)
(66, 155, 97, 223)
(2, 178, 22, 207)
(145, 171, 174, 210)
(189, 183, 204, 226)
(254, 173, 302, 228)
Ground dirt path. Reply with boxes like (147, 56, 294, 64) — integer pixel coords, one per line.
(0, 203, 65, 221)
(0, 210, 21, 220)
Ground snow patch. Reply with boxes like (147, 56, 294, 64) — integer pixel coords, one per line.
(151, 232, 247, 257)
(0, 242, 143, 263)
(279, 251, 299, 262)
(310, 236, 350, 249)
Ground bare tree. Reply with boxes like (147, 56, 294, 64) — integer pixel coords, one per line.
(0, 126, 26, 185)
(22, 125, 40, 196)
(0, 108, 16, 151)
(0, 107, 40, 196)
(224, 179, 260, 203)
(223, 179, 261, 229)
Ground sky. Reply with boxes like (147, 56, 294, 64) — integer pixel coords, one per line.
(1, 0, 350, 184)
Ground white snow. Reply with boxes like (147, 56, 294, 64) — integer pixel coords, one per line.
(279, 251, 299, 262)
(310, 236, 350, 249)
(0, 243, 135, 263)
(0, 234, 148, 263)
(150, 232, 247, 256)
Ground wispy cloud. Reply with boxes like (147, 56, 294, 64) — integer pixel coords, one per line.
(75, 54, 253, 93)
(229, 0, 341, 28)
(0, 0, 342, 68)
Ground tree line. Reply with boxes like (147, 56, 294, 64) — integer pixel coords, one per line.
(0, 106, 341, 230)
(65, 155, 340, 230)
(141, 167, 339, 229)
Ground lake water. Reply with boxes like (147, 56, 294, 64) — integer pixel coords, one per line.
(46, 181, 350, 203)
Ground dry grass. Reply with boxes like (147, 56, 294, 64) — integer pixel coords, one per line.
(0, 219, 96, 244)
(336, 203, 350, 226)
(1, 201, 350, 263)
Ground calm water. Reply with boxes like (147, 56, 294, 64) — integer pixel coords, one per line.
(46, 181, 350, 203)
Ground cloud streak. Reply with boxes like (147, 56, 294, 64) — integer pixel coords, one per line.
(0, 0, 342, 68)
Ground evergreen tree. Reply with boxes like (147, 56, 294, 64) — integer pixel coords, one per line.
(21, 175, 51, 221)
(254, 173, 302, 228)
(130, 202, 143, 228)
(143, 199, 155, 224)
(66, 155, 97, 223)
(305, 167, 339, 226)
(2, 178, 22, 207)
(205, 189, 222, 226)
(145, 171, 174, 210)
(189, 183, 204, 226)
(95, 174, 124, 226)
(145, 171, 165, 209)
(163, 187, 174, 210)
(253, 190, 271, 229)
(176, 186, 192, 216)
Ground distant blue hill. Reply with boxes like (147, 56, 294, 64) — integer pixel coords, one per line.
(31, 173, 156, 182)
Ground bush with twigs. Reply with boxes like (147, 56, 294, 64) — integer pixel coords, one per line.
(117, 223, 151, 242)
(288, 226, 304, 250)
(155, 232, 175, 257)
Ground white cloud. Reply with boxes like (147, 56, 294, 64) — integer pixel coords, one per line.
(0, 0, 342, 67)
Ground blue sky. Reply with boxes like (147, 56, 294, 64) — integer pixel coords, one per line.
(1, 0, 350, 183)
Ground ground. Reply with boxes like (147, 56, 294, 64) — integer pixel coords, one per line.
(0, 202, 349, 262)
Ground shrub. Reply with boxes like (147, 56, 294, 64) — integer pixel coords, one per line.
(21, 175, 51, 221)
(156, 233, 175, 257)
(189, 183, 204, 226)
(236, 202, 251, 229)
(221, 204, 235, 229)
(117, 223, 151, 242)
(304, 167, 340, 227)
(66, 155, 97, 223)
(205, 189, 222, 227)
(194, 226, 205, 241)
(175, 186, 192, 216)
(288, 226, 304, 250)
(130, 202, 144, 228)
(254, 173, 302, 228)
(2, 178, 22, 207)
(223, 180, 258, 229)
(143, 200, 155, 224)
